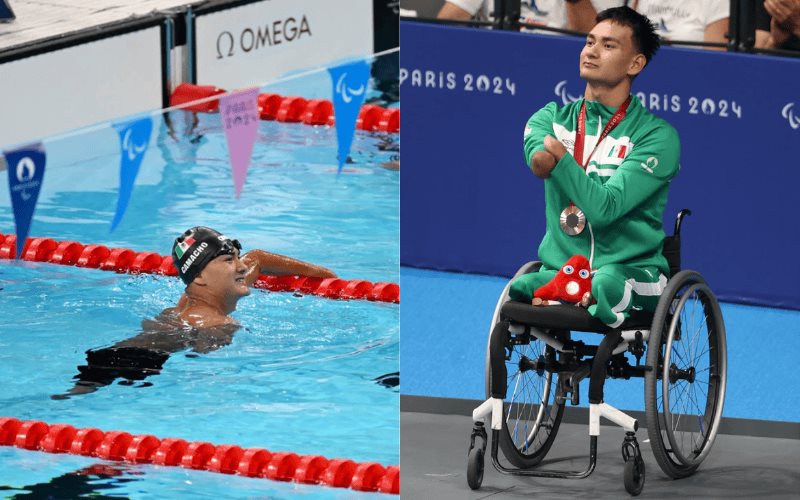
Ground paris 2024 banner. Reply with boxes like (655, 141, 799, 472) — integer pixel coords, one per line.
(401, 21, 800, 310)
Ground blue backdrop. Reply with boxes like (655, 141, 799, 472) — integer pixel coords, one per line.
(401, 21, 800, 310)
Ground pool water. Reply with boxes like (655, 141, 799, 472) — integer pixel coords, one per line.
(0, 88, 399, 497)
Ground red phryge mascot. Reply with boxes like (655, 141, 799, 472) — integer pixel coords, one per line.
(533, 255, 594, 306)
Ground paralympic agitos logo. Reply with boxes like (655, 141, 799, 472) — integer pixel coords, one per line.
(554, 80, 581, 105)
(782, 103, 800, 130)
(216, 15, 311, 59)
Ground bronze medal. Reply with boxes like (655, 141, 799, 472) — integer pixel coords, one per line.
(560, 205, 586, 235)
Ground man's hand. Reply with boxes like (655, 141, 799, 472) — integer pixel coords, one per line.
(765, 0, 800, 27)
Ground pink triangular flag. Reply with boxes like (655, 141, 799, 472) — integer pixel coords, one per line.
(220, 88, 259, 198)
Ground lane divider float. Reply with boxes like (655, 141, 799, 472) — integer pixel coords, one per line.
(0, 233, 399, 303)
(170, 83, 400, 133)
(0, 417, 399, 495)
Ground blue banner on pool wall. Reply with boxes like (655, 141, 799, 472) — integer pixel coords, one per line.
(111, 117, 152, 232)
(4, 144, 46, 259)
(400, 21, 800, 310)
(328, 59, 370, 173)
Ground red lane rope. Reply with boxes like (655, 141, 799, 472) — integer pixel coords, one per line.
(169, 83, 400, 133)
(0, 417, 399, 494)
(0, 233, 400, 303)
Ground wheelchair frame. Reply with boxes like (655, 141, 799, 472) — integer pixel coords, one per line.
(466, 210, 728, 496)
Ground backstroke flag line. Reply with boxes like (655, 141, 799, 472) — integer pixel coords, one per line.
(328, 59, 370, 173)
(220, 88, 259, 198)
(4, 143, 46, 259)
(111, 117, 153, 231)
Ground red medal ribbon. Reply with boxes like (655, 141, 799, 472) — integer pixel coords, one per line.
(567, 95, 632, 211)
(573, 95, 632, 168)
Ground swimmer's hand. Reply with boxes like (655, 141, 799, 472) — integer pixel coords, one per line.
(242, 250, 337, 287)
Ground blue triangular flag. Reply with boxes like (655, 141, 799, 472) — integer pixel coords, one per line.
(111, 117, 153, 231)
(328, 59, 371, 173)
(4, 144, 46, 259)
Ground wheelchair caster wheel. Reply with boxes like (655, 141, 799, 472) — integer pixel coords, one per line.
(623, 454, 645, 496)
(467, 446, 484, 490)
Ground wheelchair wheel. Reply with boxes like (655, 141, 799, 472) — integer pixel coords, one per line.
(497, 338, 565, 468)
(484, 261, 542, 396)
(484, 261, 564, 468)
(623, 455, 645, 496)
(645, 271, 727, 479)
(467, 446, 484, 490)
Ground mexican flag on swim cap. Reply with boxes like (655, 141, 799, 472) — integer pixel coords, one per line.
(171, 227, 239, 285)
(174, 237, 195, 260)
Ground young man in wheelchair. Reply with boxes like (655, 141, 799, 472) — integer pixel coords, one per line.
(467, 7, 727, 496)
(511, 6, 677, 327)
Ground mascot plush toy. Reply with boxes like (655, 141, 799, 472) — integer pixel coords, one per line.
(533, 255, 593, 306)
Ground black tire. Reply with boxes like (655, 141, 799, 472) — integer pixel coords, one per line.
(483, 262, 564, 469)
(484, 260, 543, 397)
(623, 455, 645, 496)
(467, 446, 484, 490)
(645, 271, 727, 479)
(497, 337, 565, 469)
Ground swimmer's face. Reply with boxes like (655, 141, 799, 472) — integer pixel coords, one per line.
(196, 249, 250, 299)
(580, 20, 646, 85)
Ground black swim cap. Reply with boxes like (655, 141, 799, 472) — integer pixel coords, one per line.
(171, 227, 242, 285)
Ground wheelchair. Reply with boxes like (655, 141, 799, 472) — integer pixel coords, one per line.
(466, 210, 727, 496)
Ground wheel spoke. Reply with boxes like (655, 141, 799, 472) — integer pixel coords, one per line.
(503, 340, 562, 457)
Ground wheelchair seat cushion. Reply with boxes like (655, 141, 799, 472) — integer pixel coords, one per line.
(500, 301, 654, 332)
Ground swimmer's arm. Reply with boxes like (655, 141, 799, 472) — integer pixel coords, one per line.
(241, 250, 337, 286)
(192, 323, 239, 353)
(524, 102, 558, 178)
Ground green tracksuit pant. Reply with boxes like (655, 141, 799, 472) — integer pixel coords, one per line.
(509, 264, 667, 328)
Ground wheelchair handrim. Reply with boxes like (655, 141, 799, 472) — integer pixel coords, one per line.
(500, 340, 564, 464)
(506, 359, 553, 451)
(661, 282, 727, 467)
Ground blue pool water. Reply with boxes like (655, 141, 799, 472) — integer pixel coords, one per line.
(0, 93, 399, 497)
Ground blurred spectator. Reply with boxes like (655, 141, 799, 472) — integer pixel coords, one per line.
(372, 0, 400, 105)
(436, 0, 624, 32)
(755, 0, 800, 50)
(630, 0, 729, 49)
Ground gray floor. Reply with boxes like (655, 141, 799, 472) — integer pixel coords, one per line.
(402, 411, 800, 499)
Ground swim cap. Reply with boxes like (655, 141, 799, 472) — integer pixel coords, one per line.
(171, 227, 242, 285)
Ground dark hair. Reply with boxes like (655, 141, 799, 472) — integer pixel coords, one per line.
(595, 6, 660, 65)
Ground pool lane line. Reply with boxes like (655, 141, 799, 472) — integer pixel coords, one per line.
(0, 417, 399, 494)
(0, 233, 400, 303)
(170, 83, 399, 133)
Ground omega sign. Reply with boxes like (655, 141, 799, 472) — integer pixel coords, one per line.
(216, 15, 311, 59)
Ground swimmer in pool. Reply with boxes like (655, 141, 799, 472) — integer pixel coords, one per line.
(51, 227, 337, 399)
(168, 226, 336, 328)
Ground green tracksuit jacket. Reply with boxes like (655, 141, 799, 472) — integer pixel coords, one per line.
(509, 95, 681, 325)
